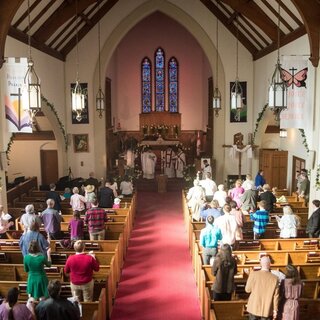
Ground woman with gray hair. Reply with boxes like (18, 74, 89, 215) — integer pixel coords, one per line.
(275, 206, 300, 238)
(70, 187, 86, 213)
(20, 204, 42, 233)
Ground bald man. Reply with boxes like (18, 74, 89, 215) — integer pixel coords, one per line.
(245, 256, 279, 320)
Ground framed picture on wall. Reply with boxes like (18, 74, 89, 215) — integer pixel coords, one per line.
(73, 134, 89, 153)
(71, 83, 89, 124)
(230, 81, 247, 123)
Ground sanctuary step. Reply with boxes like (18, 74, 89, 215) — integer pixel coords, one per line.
(135, 177, 186, 192)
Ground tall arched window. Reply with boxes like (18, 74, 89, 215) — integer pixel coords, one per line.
(168, 57, 178, 112)
(155, 47, 165, 112)
(141, 57, 152, 113)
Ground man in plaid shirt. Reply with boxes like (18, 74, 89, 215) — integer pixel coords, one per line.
(250, 200, 269, 240)
(85, 199, 107, 240)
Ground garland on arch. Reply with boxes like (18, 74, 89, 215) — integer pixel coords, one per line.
(6, 134, 14, 161)
(298, 129, 310, 154)
(41, 95, 68, 150)
(252, 103, 268, 144)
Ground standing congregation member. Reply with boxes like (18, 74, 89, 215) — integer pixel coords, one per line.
(175, 146, 186, 178)
(242, 174, 254, 191)
(106, 176, 118, 197)
(19, 221, 49, 257)
(255, 170, 266, 191)
(228, 179, 244, 209)
(212, 244, 237, 301)
(215, 204, 238, 246)
(84, 185, 96, 209)
(250, 200, 269, 240)
(119, 175, 133, 196)
(200, 172, 217, 202)
(240, 182, 258, 214)
(20, 204, 42, 233)
(35, 280, 80, 320)
(70, 187, 86, 214)
(141, 147, 157, 179)
(46, 183, 61, 212)
(0, 205, 13, 236)
(279, 265, 302, 320)
(186, 179, 206, 221)
(200, 200, 222, 221)
(306, 199, 320, 238)
(162, 146, 176, 178)
(85, 199, 107, 240)
(258, 184, 276, 213)
(199, 215, 222, 265)
(41, 199, 62, 240)
(245, 256, 279, 320)
(24, 241, 52, 300)
(0, 287, 34, 319)
(297, 172, 310, 206)
(213, 184, 227, 208)
(84, 171, 100, 191)
(64, 240, 100, 302)
(69, 211, 84, 241)
(230, 200, 245, 240)
(98, 182, 115, 208)
(275, 206, 300, 238)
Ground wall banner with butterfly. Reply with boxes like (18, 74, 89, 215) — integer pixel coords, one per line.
(280, 56, 311, 129)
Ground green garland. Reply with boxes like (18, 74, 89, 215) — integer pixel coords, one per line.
(298, 129, 309, 153)
(6, 134, 14, 161)
(315, 164, 320, 191)
(41, 95, 68, 150)
(252, 103, 268, 144)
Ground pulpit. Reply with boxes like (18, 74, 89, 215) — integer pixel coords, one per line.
(156, 174, 168, 193)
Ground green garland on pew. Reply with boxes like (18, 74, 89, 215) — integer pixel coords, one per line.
(298, 129, 309, 153)
(41, 95, 68, 151)
(252, 103, 268, 144)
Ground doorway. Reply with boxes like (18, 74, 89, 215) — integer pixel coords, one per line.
(292, 156, 306, 194)
(40, 150, 59, 187)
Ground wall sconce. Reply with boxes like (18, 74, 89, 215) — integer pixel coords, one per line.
(279, 128, 287, 138)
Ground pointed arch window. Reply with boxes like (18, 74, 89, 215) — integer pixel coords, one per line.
(141, 57, 152, 113)
(168, 57, 178, 112)
(155, 47, 165, 111)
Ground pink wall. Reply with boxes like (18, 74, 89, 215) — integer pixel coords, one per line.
(110, 12, 211, 131)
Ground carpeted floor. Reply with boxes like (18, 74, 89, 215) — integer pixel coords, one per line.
(110, 191, 201, 320)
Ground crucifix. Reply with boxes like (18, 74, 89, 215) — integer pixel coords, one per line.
(223, 132, 258, 178)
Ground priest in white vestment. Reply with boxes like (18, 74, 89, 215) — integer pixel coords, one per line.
(175, 147, 186, 178)
(141, 148, 157, 179)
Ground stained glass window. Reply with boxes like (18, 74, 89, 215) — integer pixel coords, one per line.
(141, 57, 152, 113)
(155, 48, 165, 112)
(168, 57, 178, 112)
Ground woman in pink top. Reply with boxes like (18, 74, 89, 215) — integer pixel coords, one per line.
(70, 187, 86, 213)
(228, 179, 244, 208)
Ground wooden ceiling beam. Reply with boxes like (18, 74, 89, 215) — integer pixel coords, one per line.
(61, 0, 119, 57)
(200, 0, 258, 57)
(275, 0, 303, 27)
(13, 0, 41, 28)
(32, 0, 97, 43)
(8, 26, 65, 61)
(0, 0, 24, 68)
(253, 25, 306, 61)
(291, 0, 320, 67)
(220, 0, 279, 41)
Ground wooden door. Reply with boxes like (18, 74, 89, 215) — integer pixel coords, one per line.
(40, 150, 59, 186)
(292, 156, 306, 194)
(259, 149, 288, 189)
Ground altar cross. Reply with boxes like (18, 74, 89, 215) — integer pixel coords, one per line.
(223, 132, 258, 178)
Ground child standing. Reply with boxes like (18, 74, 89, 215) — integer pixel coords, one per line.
(69, 210, 84, 240)
(250, 200, 269, 240)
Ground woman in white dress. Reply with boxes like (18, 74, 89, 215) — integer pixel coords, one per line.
(275, 205, 300, 238)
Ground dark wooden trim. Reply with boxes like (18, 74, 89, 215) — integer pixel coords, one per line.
(13, 131, 55, 141)
(276, 0, 303, 27)
(14, 0, 41, 29)
(8, 26, 65, 61)
(241, 16, 269, 47)
(265, 125, 280, 134)
(253, 26, 306, 61)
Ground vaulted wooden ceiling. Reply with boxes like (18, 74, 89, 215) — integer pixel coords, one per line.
(1, 0, 320, 68)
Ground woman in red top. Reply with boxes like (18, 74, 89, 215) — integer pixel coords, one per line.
(64, 240, 100, 302)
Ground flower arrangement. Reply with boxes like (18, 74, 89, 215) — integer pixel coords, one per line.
(141, 124, 179, 138)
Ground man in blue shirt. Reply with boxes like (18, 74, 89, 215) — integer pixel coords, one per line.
(199, 215, 222, 265)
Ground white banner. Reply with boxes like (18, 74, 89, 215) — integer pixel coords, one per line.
(1, 57, 32, 132)
(280, 56, 310, 129)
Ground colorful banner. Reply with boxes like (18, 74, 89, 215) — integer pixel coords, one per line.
(280, 56, 310, 129)
(1, 57, 32, 132)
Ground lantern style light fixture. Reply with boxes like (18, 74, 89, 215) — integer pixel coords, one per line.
(230, 16, 243, 122)
(71, 0, 85, 122)
(212, 6, 221, 116)
(96, 2, 105, 118)
(279, 128, 287, 138)
(23, 0, 41, 124)
(268, 2, 287, 122)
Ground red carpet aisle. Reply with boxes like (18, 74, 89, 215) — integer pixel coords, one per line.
(111, 191, 201, 320)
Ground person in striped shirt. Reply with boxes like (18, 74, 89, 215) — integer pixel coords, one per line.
(250, 200, 269, 240)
